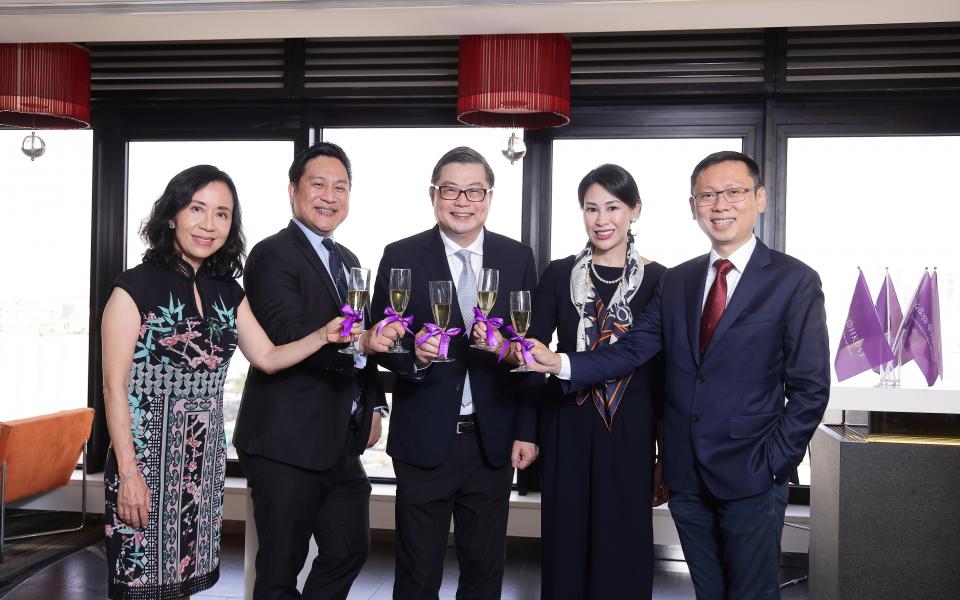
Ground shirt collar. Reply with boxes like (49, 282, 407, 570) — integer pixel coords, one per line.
(709, 235, 757, 274)
(438, 228, 485, 258)
(292, 217, 333, 252)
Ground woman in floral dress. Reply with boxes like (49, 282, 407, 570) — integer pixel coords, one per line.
(100, 165, 371, 599)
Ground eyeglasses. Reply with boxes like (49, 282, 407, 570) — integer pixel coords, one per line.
(691, 186, 761, 207)
(431, 185, 492, 203)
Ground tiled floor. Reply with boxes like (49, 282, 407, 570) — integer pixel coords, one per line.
(3, 534, 809, 599)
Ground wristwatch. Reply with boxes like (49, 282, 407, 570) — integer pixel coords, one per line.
(372, 406, 390, 417)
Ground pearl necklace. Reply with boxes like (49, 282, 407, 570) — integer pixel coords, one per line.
(589, 260, 626, 285)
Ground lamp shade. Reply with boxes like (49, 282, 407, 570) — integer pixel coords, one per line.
(0, 43, 91, 128)
(457, 34, 571, 130)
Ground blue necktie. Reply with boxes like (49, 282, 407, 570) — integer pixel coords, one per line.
(321, 237, 348, 302)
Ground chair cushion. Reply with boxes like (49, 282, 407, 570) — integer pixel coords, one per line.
(0, 408, 94, 504)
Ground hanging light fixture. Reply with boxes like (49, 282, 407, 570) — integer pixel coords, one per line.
(457, 34, 571, 165)
(0, 43, 91, 160)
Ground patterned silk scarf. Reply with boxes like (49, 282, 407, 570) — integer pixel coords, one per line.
(570, 240, 645, 431)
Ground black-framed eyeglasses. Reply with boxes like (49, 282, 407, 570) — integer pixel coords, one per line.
(691, 186, 761, 207)
(431, 184, 492, 203)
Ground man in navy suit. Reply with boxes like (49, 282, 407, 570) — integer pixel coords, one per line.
(371, 147, 539, 599)
(526, 151, 830, 599)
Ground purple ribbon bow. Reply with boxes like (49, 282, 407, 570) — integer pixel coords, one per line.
(416, 323, 462, 359)
(498, 325, 534, 365)
(468, 306, 504, 348)
(377, 307, 414, 336)
(339, 303, 364, 337)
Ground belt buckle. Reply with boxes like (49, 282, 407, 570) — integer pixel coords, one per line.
(457, 418, 475, 434)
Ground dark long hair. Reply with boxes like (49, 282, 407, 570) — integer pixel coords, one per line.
(577, 163, 642, 211)
(141, 164, 245, 279)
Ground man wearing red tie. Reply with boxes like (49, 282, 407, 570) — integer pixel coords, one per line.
(526, 151, 830, 599)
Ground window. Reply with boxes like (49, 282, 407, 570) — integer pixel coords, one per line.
(322, 127, 525, 479)
(551, 138, 743, 265)
(0, 130, 92, 420)
(126, 140, 295, 458)
(785, 136, 958, 391)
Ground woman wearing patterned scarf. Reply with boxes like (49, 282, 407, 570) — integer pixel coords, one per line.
(529, 164, 667, 599)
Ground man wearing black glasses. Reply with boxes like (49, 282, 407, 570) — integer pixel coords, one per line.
(525, 151, 830, 599)
(370, 146, 540, 599)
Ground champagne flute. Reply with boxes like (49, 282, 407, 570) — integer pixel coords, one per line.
(339, 267, 371, 355)
(388, 268, 412, 354)
(509, 290, 532, 372)
(429, 280, 455, 363)
(471, 268, 499, 349)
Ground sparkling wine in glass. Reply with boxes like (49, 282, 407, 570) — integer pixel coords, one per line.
(509, 290, 532, 372)
(429, 280, 454, 363)
(471, 268, 499, 349)
(339, 267, 371, 355)
(388, 268, 412, 354)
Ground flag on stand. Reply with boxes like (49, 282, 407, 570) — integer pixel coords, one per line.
(873, 269, 904, 374)
(933, 269, 944, 380)
(901, 269, 943, 386)
(835, 270, 895, 382)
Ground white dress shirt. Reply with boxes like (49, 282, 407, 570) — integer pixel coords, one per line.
(438, 228, 484, 415)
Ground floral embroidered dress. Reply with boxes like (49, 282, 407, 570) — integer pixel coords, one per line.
(104, 259, 244, 600)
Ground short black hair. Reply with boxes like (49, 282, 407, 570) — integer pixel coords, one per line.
(142, 165, 245, 279)
(577, 163, 642, 211)
(288, 141, 352, 187)
(430, 146, 495, 188)
(690, 151, 762, 192)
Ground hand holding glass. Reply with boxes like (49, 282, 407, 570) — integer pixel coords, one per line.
(339, 267, 370, 355)
(471, 268, 499, 349)
(388, 268, 412, 353)
(509, 290, 532, 372)
(429, 280, 455, 363)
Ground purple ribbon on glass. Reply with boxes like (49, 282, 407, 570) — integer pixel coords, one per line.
(498, 325, 534, 365)
(339, 304, 364, 337)
(376, 307, 414, 336)
(416, 323, 462, 359)
(468, 306, 504, 348)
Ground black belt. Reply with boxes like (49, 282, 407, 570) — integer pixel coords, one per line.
(457, 414, 478, 435)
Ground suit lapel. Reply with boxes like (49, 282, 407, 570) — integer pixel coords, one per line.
(286, 221, 342, 308)
(685, 255, 710, 367)
(421, 226, 462, 328)
(703, 240, 773, 359)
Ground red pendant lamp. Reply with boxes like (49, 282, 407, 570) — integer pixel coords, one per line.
(457, 34, 571, 130)
(0, 43, 91, 128)
(1, 43, 91, 160)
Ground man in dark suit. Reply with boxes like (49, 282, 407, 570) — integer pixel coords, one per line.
(370, 147, 539, 599)
(233, 142, 404, 600)
(526, 151, 830, 599)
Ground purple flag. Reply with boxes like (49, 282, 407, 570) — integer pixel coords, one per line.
(901, 271, 943, 387)
(873, 270, 904, 374)
(932, 269, 944, 380)
(834, 270, 894, 382)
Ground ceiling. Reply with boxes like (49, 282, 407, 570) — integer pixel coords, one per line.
(1, 0, 959, 43)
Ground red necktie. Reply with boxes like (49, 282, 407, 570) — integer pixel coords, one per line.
(700, 259, 734, 357)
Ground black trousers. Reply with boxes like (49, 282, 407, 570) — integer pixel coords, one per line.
(238, 434, 371, 600)
(392, 429, 514, 600)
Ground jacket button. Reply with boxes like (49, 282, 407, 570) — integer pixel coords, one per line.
(696, 375, 706, 384)
(691, 414, 700, 423)
(455, 384, 462, 392)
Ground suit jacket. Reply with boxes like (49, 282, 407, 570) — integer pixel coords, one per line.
(371, 226, 540, 469)
(233, 220, 385, 472)
(567, 238, 830, 500)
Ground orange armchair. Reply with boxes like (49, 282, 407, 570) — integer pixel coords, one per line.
(0, 407, 94, 560)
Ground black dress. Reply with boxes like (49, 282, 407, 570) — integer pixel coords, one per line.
(104, 259, 244, 600)
(530, 257, 665, 600)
